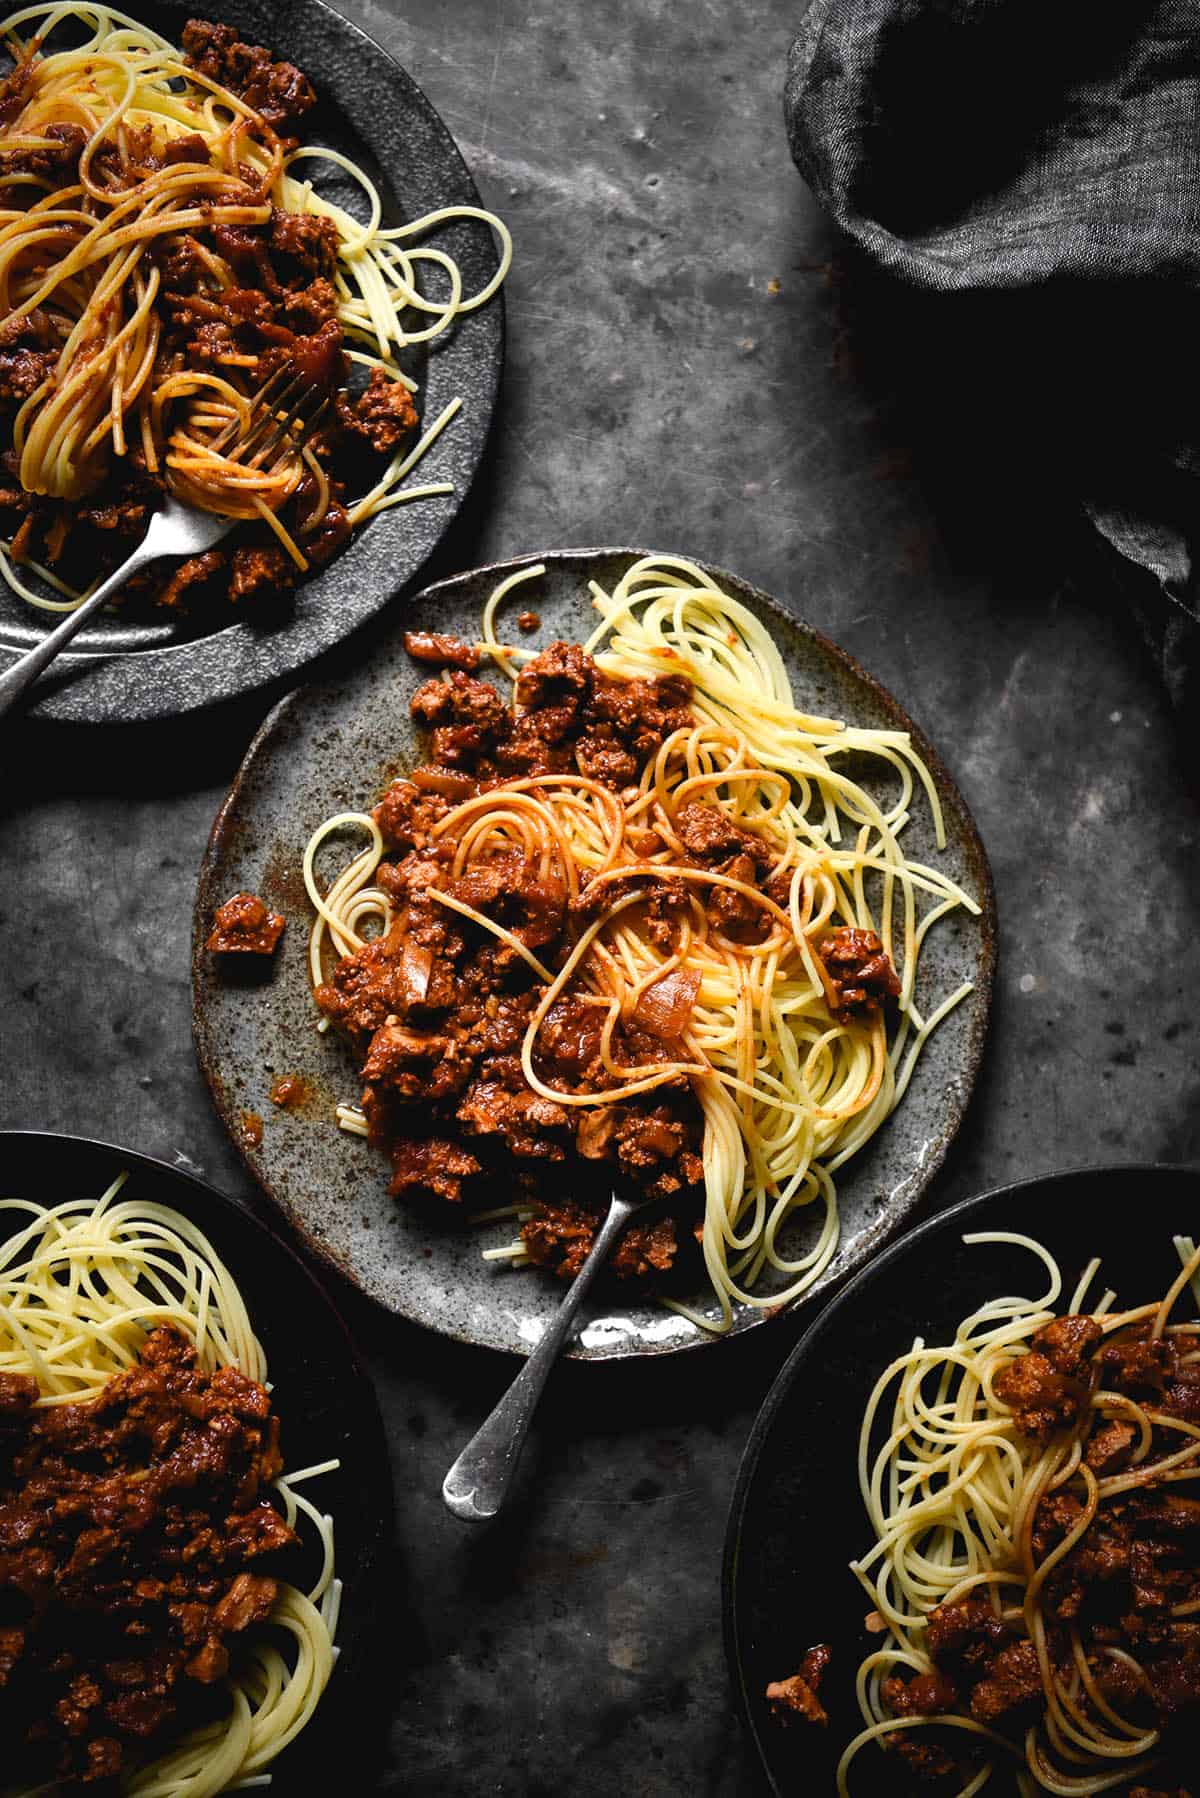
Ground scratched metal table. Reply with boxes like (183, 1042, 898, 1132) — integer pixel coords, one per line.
(2, 2, 1199, 1792)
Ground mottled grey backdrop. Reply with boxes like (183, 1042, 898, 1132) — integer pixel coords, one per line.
(2, 1, 1198, 1792)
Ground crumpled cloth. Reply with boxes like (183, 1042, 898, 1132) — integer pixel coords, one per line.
(784, 0, 1200, 717)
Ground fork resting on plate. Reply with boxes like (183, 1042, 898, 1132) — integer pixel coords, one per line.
(442, 1186, 654, 1521)
(0, 366, 328, 720)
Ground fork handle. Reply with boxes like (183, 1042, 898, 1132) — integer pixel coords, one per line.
(442, 1192, 635, 1521)
(0, 527, 162, 721)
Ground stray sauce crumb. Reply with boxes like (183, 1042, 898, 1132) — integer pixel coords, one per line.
(516, 610, 540, 633)
(239, 1111, 263, 1148)
(270, 1073, 311, 1109)
(206, 892, 285, 955)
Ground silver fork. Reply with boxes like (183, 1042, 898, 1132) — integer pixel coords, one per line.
(443, 1188, 654, 1521)
(0, 365, 330, 720)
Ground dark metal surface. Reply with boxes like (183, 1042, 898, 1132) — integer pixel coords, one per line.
(0, 0, 503, 725)
(723, 1166, 1200, 1796)
(2, 0, 1199, 1790)
(190, 546, 994, 1357)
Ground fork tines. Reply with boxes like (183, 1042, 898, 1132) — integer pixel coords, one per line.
(213, 365, 331, 469)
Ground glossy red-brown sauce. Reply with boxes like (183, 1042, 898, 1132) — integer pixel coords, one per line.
(269, 1073, 311, 1110)
(206, 892, 285, 956)
(0, 1327, 297, 1787)
(238, 1110, 264, 1149)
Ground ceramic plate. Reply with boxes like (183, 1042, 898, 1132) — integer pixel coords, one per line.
(723, 1165, 1200, 1796)
(191, 547, 996, 1360)
(0, 1130, 393, 1792)
(0, 0, 503, 725)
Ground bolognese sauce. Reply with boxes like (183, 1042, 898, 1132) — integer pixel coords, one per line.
(315, 635, 725, 1281)
(0, 1326, 298, 1788)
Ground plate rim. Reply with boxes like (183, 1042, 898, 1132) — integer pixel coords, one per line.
(4, 0, 506, 725)
(191, 543, 998, 1359)
(0, 1125, 380, 1366)
(721, 1159, 1200, 1798)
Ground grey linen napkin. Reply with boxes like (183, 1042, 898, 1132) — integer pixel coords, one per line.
(784, 0, 1200, 716)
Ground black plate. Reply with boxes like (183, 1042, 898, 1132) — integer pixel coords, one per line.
(0, 1130, 393, 1793)
(723, 1164, 1200, 1796)
(1, 0, 504, 725)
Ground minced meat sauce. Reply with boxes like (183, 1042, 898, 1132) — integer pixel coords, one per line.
(766, 1642, 832, 1726)
(316, 636, 900, 1283)
(318, 637, 705, 1280)
(206, 891, 285, 955)
(874, 1315, 1200, 1789)
(0, 1326, 297, 1788)
(0, 21, 417, 612)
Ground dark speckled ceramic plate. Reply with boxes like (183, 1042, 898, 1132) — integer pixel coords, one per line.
(191, 548, 997, 1361)
(0, 1130, 393, 1793)
(724, 1166, 1200, 1797)
(0, 0, 503, 725)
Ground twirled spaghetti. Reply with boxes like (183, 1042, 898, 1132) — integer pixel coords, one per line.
(302, 560, 985, 1337)
(0, 3, 510, 612)
(0, 1175, 339, 1795)
(839, 1232, 1200, 1795)
(298, 555, 979, 1334)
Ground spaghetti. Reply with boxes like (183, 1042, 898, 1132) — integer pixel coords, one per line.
(839, 1232, 1200, 1795)
(0, 4, 510, 611)
(0, 1174, 339, 1795)
(300, 555, 979, 1334)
